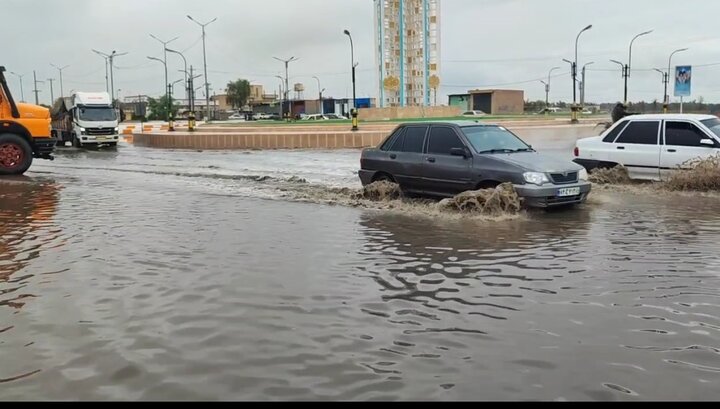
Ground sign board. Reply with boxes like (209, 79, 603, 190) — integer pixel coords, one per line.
(674, 65, 692, 97)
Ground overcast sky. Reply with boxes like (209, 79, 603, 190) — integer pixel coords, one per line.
(5, 0, 720, 106)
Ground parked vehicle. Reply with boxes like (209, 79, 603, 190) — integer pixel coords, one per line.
(359, 121, 591, 207)
(462, 110, 486, 117)
(51, 92, 119, 148)
(304, 114, 329, 121)
(324, 113, 348, 120)
(228, 113, 245, 120)
(573, 114, 720, 181)
(252, 112, 271, 120)
(0, 66, 55, 175)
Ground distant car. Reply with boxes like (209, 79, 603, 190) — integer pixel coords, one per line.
(305, 114, 329, 121)
(228, 113, 245, 120)
(359, 121, 591, 208)
(536, 108, 562, 115)
(574, 114, 720, 181)
(462, 110, 486, 117)
(253, 113, 271, 120)
(324, 113, 348, 120)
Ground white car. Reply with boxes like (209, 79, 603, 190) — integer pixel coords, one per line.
(573, 114, 720, 181)
(462, 110, 486, 117)
(304, 114, 329, 121)
(228, 114, 245, 120)
(324, 113, 348, 120)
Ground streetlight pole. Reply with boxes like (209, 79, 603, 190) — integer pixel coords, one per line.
(92, 49, 127, 105)
(626, 30, 653, 104)
(46, 77, 55, 105)
(543, 66, 560, 114)
(654, 68, 668, 113)
(188, 15, 217, 122)
(312, 76, 325, 115)
(147, 56, 174, 130)
(666, 48, 689, 114)
(91, 50, 110, 92)
(581, 62, 594, 108)
(50, 64, 69, 98)
(344, 29, 358, 131)
(610, 59, 626, 103)
(275, 75, 284, 119)
(571, 24, 593, 123)
(149, 34, 178, 112)
(166, 48, 188, 103)
(273, 57, 298, 121)
(32, 71, 43, 105)
(8, 71, 25, 102)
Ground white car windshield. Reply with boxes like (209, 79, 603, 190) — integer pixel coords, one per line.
(701, 118, 720, 138)
(462, 126, 532, 154)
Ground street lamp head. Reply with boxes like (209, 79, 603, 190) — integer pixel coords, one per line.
(610, 59, 624, 65)
(583, 24, 593, 31)
(562, 59, 572, 65)
(640, 29, 653, 36)
(343, 29, 351, 36)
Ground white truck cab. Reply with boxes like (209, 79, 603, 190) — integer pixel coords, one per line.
(574, 114, 720, 181)
(51, 92, 120, 147)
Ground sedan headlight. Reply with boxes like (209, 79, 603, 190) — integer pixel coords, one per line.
(579, 168, 589, 181)
(523, 172, 550, 186)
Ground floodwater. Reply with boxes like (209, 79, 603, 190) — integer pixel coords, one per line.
(1, 125, 719, 401)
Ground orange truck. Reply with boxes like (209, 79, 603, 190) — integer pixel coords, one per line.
(0, 66, 55, 175)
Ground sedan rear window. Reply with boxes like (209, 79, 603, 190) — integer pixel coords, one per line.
(402, 127, 427, 153)
(615, 121, 660, 145)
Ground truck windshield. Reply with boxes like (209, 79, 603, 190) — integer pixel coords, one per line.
(462, 126, 532, 154)
(79, 106, 117, 122)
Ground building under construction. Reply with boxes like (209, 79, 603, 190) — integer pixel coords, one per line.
(374, 0, 440, 107)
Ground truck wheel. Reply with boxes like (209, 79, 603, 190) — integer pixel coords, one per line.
(72, 134, 82, 148)
(0, 134, 33, 175)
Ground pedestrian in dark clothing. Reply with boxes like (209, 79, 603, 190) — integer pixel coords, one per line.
(611, 103, 627, 123)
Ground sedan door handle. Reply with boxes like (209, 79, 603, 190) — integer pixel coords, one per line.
(426, 157, 436, 163)
(389, 154, 397, 159)
(667, 149, 677, 153)
(616, 146, 626, 150)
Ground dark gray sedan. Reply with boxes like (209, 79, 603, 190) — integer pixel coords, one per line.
(359, 121, 591, 207)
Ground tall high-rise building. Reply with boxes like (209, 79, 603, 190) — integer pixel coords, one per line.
(374, 0, 440, 107)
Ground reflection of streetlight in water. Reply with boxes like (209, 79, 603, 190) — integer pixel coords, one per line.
(0, 180, 60, 310)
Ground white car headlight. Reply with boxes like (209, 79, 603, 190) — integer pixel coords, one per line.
(579, 168, 589, 181)
(523, 172, 550, 186)
(114, 127, 119, 132)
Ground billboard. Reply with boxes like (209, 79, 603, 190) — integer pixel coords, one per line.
(674, 65, 692, 97)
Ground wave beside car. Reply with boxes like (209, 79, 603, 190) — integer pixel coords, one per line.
(359, 121, 591, 208)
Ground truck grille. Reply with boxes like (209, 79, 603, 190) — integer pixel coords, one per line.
(86, 127, 115, 136)
(549, 172, 578, 184)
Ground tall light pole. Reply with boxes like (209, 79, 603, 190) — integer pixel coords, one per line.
(654, 68, 669, 113)
(343, 29, 358, 131)
(187, 15, 217, 122)
(92, 49, 127, 104)
(147, 56, 171, 124)
(571, 24, 593, 123)
(91, 50, 110, 92)
(149, 34, 178, 109)
(273, 56, 298, 120)
(32, 71, 43, 105)
(610, 59, 626, 103)
(8, 71, 25, 102)
(46, 77, 55, 104)
(626, 30, 653, 103)
(166, 48, 188, 105)
(580, 62, 594, 108)
(50, 64, 69, 98)
(666, 47, 689, 114)
(312, 76, 325, 115)
(275, 75, 284, 118)
(542, 66, 560, 114)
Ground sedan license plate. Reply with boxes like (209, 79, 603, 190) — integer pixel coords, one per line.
(557, 187, 581, 197)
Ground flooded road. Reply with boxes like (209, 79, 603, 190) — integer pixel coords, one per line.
(2, 127, 720, 400)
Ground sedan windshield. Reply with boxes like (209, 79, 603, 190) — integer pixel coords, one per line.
(79, 106, 117, 122)
(701, 118, 720, 138)
(462, 126, 532, 154)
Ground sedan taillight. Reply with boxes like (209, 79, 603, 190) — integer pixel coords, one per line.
(573, 147, 579, 157)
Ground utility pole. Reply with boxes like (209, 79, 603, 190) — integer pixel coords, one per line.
(570, 24, 593, 123)
(188, 15, 218, 122)
(344, 29, 358, 131)
(150, 34, 179, 115)
(666, 48, 689, 114)
(93, 49, 127, 105)
(312, 76, 325, 115)
(580, 62, 594, 108)
(32, 71, 43, 105)
(47, 78, 55, 105)
(51, 64, 69, 98)
(543, 67, 560, 114)
(654, 69, 668, 113)
(9, 71, 25, 102)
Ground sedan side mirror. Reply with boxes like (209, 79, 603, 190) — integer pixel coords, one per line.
(450, 147, 469, 158)
(700, 138, 716, 147)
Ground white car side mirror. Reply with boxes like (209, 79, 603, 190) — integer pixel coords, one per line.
(700, 138, 715, 147)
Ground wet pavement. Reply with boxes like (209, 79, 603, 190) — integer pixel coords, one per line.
(1, 126, 719, 400)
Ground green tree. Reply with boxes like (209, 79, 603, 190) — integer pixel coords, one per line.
(147, 95, 178, 120)
(226, 79, 251, 109)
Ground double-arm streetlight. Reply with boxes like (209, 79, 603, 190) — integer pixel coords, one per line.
(580, 61, 594, 107)
(188, 15, 217, 121)
(275, 75, 285, 118)
(50, 64, 69, 98)
(147, 56, 173, 127)
(273, 56, 298, 120)
(611, 30, 653, 104)
(149, 34, 178, 107)
(343, 29, 358, 131)
(91, 50, 127, 105)
(666, 48, 689, 113)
